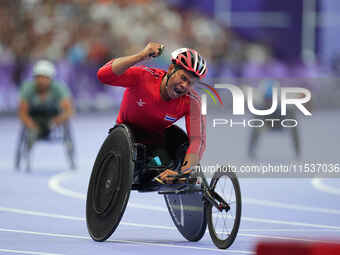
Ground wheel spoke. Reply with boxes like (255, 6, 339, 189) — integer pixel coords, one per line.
(213, 207, 220, 234)
(229, 184, 233, 204)
(222, 211, 228, 239)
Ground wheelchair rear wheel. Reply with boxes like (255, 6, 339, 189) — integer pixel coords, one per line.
(86, 125, 134, 241)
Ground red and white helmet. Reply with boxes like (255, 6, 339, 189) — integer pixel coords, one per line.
(171, 48, 207, 79)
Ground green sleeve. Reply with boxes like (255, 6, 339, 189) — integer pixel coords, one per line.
(20, 81, 34, 101)
(54, 81, 71, 100)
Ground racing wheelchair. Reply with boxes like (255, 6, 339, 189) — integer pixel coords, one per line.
(248, 105, 300, 159)
(86, 124, 241, 249)
(14, 121, 76, 172)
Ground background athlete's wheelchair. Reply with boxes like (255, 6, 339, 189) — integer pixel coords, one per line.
(14, 121, 76, 172)
(86, 124, 241, 249)
(248, 105, 300, 158)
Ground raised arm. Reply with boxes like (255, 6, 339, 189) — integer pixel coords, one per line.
(97, 42, 164, 86)
(111, 42, 164, 75)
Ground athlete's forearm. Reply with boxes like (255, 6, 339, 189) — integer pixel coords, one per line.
(111, 42, 164, 75)
(20, 113, 37, 129)
(53, 100, 73, 125)
(18, 101, 37, 129)
(53, 109, 71, 124)
(181, 153, 199, 173)
(111, 53, 147, 75)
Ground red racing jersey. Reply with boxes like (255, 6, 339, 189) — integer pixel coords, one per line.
(97, 60, 206, 159)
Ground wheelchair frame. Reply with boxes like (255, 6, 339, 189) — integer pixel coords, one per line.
(14, 121, 76, 172)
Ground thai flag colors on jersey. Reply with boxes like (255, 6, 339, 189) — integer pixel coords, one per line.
(97, 60, 206, 159)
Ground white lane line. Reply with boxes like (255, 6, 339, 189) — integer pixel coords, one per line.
(242, 216, 340, 230)
(239, 228, 340, 232)
(0, 206, 174, 230)
(48, 172, 340, 215)
(22, 170, 340, 232)
(47, 172, 340, 236)
(0, 228, 88, 240)
(243, 198, 340, 215)
(47, 172, 168, 212)
(2, 205, 340, 238)
(0, 248, 62, 255)
(0, 228, 253, 254)
(237, 233, 326, 243)
(0, 226, 330, 247)
(3, 205, 340, 234)
(0, 207, 83, 221)
(3, 205, 340, 231)
(108, 240, 253, 254)
(48, 173, 85, 200)
(47, 172, 340, 229)
(312, 178, 340, 196)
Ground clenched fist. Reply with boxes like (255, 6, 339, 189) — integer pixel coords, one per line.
(140, 42, 164, 60)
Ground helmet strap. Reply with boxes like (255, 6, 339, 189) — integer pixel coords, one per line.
(165, 65, 181, 91)
(161, 65, 181, 100)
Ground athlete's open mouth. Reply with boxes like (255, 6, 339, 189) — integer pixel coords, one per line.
(174, 87, 184, 96)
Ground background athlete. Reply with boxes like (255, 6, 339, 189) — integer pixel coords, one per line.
(97, 42, 207, 183)
(248, 80, 301, 159)
(17, 60, 75, 171)
(19, 60, 73, 148)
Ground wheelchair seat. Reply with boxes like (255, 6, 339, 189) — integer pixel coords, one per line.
(125, 124, 189, 191)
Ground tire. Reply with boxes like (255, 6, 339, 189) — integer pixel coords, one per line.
(206, 169, 241, 249)
(86, 125, 134, 242)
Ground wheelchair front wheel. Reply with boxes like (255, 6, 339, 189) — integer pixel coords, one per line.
(206, 168, 241, 249)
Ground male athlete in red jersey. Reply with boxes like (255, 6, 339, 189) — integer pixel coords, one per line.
(97, 42, 207, 183)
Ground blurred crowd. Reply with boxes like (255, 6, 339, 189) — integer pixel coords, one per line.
(0, 0, 339, 112)
(0, 0, 250, 80)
